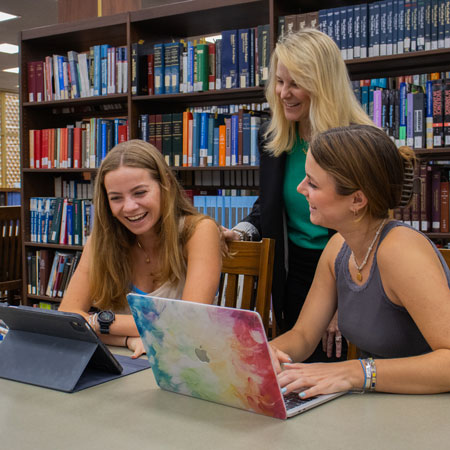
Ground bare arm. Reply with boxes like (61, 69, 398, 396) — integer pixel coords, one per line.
(58, 238, 139, 337)
(181, 217, 222, 304)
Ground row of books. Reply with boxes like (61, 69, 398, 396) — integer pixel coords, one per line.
(30, 197, 94, 245)
(53, 177, 95, 200)
(193, 195, 258, 229)
(27, 249, 82, 299)
(132, 25, 270, 96)
(0, 191, 20, 206)
(394, 164, 450, 232)
(29, 117, 128, 169)
(279, 1, 450, 61)
(27, 45, 128, 102)
(180, 170, 260, 189)
(354, 79, 450, 149)
(138, 109, 268, 167)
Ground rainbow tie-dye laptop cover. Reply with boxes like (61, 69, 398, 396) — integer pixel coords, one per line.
(127, 293, 345, 419)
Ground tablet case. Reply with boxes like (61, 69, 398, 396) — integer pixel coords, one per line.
(0, 304, 149, 392)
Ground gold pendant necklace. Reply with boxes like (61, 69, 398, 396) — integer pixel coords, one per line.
(137, 240, 150, 264)
(352, 218, 387, 282)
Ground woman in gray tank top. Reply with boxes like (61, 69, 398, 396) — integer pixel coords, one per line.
(270, 124, 450, 398)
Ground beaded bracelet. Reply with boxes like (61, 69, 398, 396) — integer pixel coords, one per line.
(358, 358, 377, 392)
(368, 358, 377, 391)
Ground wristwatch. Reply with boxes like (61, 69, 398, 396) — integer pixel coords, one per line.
(97, 310, 115, 334)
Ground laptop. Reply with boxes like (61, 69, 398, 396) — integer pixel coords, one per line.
(0, 304, 123, 392)
(127, 293, 346, 419)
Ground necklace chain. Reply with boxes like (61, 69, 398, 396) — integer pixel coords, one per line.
(137, 240, 150, 264)
(352, 218, 387, 282)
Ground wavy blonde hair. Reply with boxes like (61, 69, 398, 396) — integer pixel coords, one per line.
(90, 139, 208, 310)
(265, 28, 374, 156)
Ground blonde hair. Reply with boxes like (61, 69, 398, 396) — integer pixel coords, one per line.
(90, 139, 208, 310)
(265, 28, 373, 156)
(310, 125, 416, 219)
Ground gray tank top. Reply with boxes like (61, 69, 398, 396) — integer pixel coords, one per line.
(336, 220, 450, 359)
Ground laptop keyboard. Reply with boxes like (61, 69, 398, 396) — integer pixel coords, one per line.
(283, 392, 318, 409)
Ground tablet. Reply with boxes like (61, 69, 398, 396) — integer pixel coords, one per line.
(0, 303, 123, 392)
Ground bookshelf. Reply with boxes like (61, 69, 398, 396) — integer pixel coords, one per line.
(20, 0, 450, 308)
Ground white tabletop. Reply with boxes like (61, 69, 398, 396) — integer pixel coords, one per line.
(1, 347, 449, 450)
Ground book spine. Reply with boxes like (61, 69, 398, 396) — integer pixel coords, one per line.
(154, 43, 165, 95)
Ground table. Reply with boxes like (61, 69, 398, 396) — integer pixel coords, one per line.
(1, 347, 449, 450)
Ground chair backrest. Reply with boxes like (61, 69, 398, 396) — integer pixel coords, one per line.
(218, 238, 275, 336)
(439, 249, 450, 269)
(0, 206, 22, 302)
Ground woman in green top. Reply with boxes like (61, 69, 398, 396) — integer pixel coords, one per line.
(224, 29, 373, 361)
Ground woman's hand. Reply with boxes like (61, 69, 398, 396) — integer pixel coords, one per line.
(277, 360, 359, 399)
(220, 226, 241, 242)
(322, 312, 342, 358)
(269, 343, 293, 374)
(126, 336, 146, 359)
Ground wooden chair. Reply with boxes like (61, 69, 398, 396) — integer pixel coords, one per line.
(218, 238, 275, 337)
(0, 206, 22, 305)
(439, 248, 450, 269)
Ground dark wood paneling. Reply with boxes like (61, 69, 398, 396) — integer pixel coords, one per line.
(58, 0, 98, 23)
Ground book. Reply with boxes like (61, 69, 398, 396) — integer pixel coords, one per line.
(221, 30, 239, 89)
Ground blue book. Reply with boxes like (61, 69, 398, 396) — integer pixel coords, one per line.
(66, 202, 73, 246)
(206, 196, 217, 221)
(319, 9, 328, 34)
(187, 41, 195, 93)
(417, 0, 426, 50)
(193, 196, 206, 215)
(347, 6, 354, 60)
(242, 113, 251, 165)
(231, 114, 239, 166)
(445, 0, 450, 47)
(398, 0, 406, 53)
(139, 114, 149, 141)
(380, 0, 388, 56)
(249, 28, 255, 87)
(93, 45, 101, 96)
(411, 0, 418, 51)
(431, 0, 438, 49)
(438, 0, 445, 48)
(373, 1, 381, 56)
(327, 9, 334, 40)
(250, 115, 261, 166)
(221, 29, 239, 89)
(192, 112, 201, 167)
(100, 44, 109, 95)
(153, 43, 165, 95)
(207, 114, 215, 166)
(172, 42, 183, 94)
(333, 8, 341, 50)
(223, 196, 232, 229)
(340, 7, 348, 60)
(399, 81, 408, 145)
(424, 0, 432, 50)
(67, 51, 80, 99)
(354, 4, 361, 57)
(393, 0, 399, 54)
(199, 112, 209, 167)
(404, 0, 412, 52)
(360, 3, 369, 58)
(57, 55, 66, 99)
(163, 43, 173, 94)
(213, 126, 220, 167)
(238, 29, 251, 88)
(386, 0, 394, 55)
(114, 118, 127, 145)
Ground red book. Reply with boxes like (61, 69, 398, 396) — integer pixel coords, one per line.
(73, 127, 82, 168)
(29, 129, 35, 168)
(41, 128, 49, 169)
(118, 124, 128, 143)
(61, 127, 68, 168)
(441, 180, 449, 233)
(35, 61, 45, 102)
(420, 163, 431, 232)
(27, 61, 36, 102)
(147, 53, 154, 95)
(34, 129, 42, 169)
(208, 42, 216, 90)
(182, 111, 192, 167)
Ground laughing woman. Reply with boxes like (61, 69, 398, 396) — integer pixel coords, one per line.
(271, 125, 450, 396)
(59, 140, 223, 358)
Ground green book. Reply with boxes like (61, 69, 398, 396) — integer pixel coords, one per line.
(196, 43, 209, 92)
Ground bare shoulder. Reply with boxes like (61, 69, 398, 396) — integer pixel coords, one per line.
(189, 216, 220, 235)
(321, 232, 346, 276)
(378, 224, 444, 275)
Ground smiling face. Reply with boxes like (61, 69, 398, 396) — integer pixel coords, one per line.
(297, 152, 354, 229)
(104, 166, 162, 237)
(275, 61, 311, 123)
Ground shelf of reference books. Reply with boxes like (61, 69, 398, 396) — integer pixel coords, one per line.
(22, 94, 128, 108)
(415, 148, 450, 159)
(132, 87, 266, 105)
(24, 242, 84, 251)
(347, 49, 450, 80)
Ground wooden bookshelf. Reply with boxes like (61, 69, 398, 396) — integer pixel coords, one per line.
(20, 0, 450, 306)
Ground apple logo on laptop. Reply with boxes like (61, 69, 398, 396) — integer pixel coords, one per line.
(195, 346, 210, 363)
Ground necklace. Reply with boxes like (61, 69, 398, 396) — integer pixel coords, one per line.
(351, 218, 387, 282)
(137, 240, 150, 264)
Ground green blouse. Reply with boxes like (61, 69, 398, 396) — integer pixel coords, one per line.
(283, 136, 329, 250)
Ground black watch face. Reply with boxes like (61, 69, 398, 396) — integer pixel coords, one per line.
(99, 310, 114, 322)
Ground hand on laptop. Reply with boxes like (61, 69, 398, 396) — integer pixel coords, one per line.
(268, 344, 292, 374)
(277, 360, 356, 399)
(126, 336, 146, 359)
